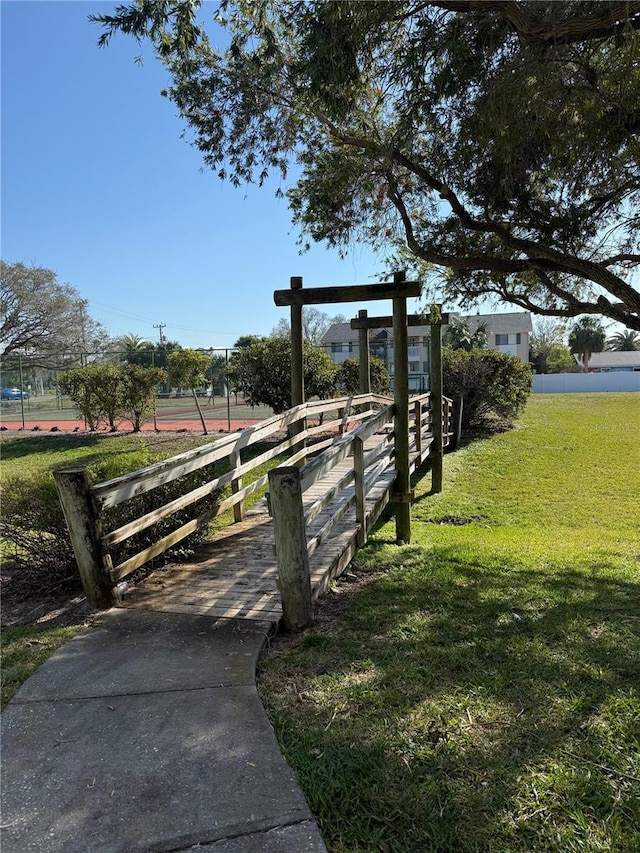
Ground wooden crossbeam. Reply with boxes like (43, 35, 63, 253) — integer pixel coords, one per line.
(351, 312, 450, 329)
(273, 280, 421, 306)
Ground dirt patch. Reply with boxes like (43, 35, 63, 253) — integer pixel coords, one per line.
(435, 514, 489, 525)
(0, 580, 99, 630)
(263, 567, 385, 661)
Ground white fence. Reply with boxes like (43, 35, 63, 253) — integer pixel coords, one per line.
(533, 372, 640, 393)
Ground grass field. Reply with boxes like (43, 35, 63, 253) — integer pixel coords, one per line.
(258, 393, 640, 852)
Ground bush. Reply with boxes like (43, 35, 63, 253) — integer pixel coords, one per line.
(0, 471, 78, 595)
(231, 337, 337, 413)
(57, 364, 167, 432)
(443, 349, 532, 429)
(0, 447, 225, 598)
(334, 356, 391, 395)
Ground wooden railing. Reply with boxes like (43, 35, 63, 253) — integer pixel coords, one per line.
(54, 393, 390, 608)
(268, 392, 453, 630)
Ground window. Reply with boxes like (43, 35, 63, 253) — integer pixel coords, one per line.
(331, 343, 343, 353)
(495, 333, 522, 346)
(423, 361, 429, 374)
(409, 361, 420, 373)
(348, 342, 353, 353)
(408, 336, 420, 346)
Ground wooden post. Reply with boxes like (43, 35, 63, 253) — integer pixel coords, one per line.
(290, 276, 306, 460)
(430, 314, 444, 493)
(393, 271, 411, 544)
(452, 396, 464, 451)
(54, 469, 118, 609)
(230, 448, 244, 522)
(443, 398, 451, 449)
(353, 436, 366, 547)
(268, 466, 313, 631)
(414, 399, 423, 456)
(357, 310, 371, 395)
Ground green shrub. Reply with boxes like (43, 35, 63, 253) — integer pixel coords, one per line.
(443, 348, 532, 429)
(0, 471, 78, 594)
(0, 448, 225, 597)
(57, 364, 167, 432)
(334, 356, 391, 395)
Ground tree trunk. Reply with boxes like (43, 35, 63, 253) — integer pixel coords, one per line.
(192, 388, 209, 434)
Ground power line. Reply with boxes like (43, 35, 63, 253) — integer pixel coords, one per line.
(153, 323, 166, 345)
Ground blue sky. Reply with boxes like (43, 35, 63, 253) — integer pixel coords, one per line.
(2, 0, 413, 350)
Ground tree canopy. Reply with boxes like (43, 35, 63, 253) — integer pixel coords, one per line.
(606, 328, 640, 351)
(230, 336, 337, 413)
(1, 261, 107, 362)
(529, 316, 567, 372)
(271, 308, 347, 344)
(168, 347, 212, 432)
(443, 317, 489, 351)
(93, 1, 640, 330)
(334, 356, 391, 396)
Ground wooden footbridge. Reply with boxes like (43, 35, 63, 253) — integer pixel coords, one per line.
(55, 392, 453, 631)
(56, 275, 455, 630)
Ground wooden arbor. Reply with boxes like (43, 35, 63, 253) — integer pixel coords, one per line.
(272, 272, 442, 546)
(351, 303, 449, 497)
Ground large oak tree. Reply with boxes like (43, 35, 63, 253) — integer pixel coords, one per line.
(94, 1, 640, 329)
(1, 260, 107, 362)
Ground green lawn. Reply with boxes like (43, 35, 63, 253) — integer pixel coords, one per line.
(1, 624, 88, 708)
(258, 393, 640, 853)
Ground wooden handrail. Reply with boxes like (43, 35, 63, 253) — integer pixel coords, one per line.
(299, 404, 394, 492)
(94, 394, 380, 509)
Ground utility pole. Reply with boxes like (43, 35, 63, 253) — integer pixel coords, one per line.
(153, 323, 166, 345)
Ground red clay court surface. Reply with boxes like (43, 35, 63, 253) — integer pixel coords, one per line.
(0, 399, 271, 434)
(0, 417, 260, 433)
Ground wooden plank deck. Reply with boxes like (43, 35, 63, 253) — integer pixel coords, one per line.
(121, 431, 431, 624)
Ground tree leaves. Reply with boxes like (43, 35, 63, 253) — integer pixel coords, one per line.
(94, 1, 640, 329)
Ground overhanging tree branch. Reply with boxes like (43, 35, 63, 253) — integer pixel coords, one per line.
(93, 1, 640, 331)
(428, 1, 640, 45)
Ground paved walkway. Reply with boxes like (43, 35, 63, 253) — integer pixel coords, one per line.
(1, 610, 327, 852)
(1, 458, 391, 853)
(1, 429, 426, 852)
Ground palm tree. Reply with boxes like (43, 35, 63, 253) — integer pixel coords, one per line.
(443, 318, 488, 351)
(606, 329, 640, 352)
(568, 317, 606, 371)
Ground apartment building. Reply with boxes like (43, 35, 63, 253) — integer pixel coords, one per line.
(321, 311, 532, 390)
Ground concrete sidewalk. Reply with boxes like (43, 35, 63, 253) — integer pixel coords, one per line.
(1, 610, 327, 852)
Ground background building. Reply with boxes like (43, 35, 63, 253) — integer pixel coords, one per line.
(574, 351, 640, 373)
(321, 311, 532, 390)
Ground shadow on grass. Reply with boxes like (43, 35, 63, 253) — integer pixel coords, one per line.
(0, 434, 103, 460)
(261, 545, 640, 852)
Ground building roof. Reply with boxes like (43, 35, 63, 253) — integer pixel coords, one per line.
(464, 312, 533, 334)
(322, 323, 360, 344)
(321, 311, 532, 344)
(579, 351, 640, 368)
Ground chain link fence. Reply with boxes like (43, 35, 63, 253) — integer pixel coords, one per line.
(0, 348, 274, 431)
